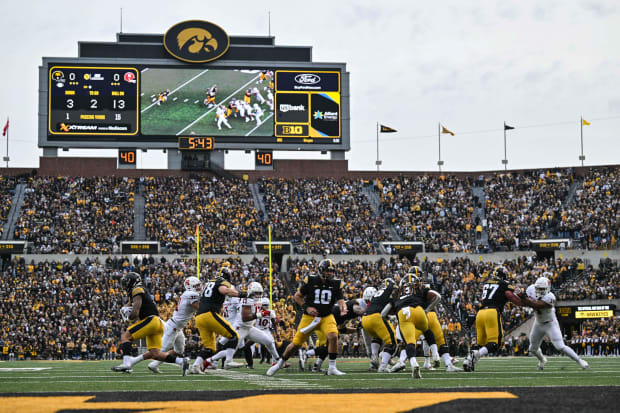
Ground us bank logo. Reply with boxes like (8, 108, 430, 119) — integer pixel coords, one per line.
(163, 20, 230, 63)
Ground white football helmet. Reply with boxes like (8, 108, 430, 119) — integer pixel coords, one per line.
(363, 286, 377, 302)
(184, 276, 202, 293)
(261, 297, 270, 309)
(247, 282, 263, 299)
(534, 276, 551, 299)
(120, 306, 132, 322)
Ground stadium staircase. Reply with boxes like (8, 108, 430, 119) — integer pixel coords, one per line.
(249, 183, 268, 221)
(362, 186, 402, 241)
(133, 182, 146, 241)
(564, 180, 580, 206)
(472, 184, 489, 248)
(2, 183, 26, 240)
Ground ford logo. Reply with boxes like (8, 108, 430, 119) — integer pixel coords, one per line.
(294, 74, 321, 85)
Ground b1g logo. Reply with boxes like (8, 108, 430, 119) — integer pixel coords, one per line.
(164, 20, 230, 63)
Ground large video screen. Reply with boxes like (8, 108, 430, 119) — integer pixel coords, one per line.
(140, 67, 274, 137)
(44, 63, 344, 150)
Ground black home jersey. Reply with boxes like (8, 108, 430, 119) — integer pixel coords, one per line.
(299, 275, 344, 317)
(197, 277, 232, 314)
(366, 283, 395, 315)
(130, 284, 159, 319)
(333, 299, 362, 325)
(417, 286, 433, 308)
(394, 285, 425, 312)
(480, 278, 514, 309)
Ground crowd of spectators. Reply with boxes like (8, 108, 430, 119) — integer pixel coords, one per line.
(483, 169, 573, 252)
(556, 167, 619, 250)
(13, 177, 135, 253)
(259, 178, 389, 254)
(557, 258, 619, 300)
(377, 176, 476, 253)
(144, 176, 264, 254)
(0, 256, 290, 360)
(0, 177, 17, 236)
(568, 317, 620, 356)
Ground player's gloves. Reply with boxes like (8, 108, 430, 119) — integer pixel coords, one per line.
(238, 291, 247, 298)
(256, 309, 263, 319)
(402, 307, 411, 320)
(262, 309, 271, 317)
(120, 306, 132, 322)
(516, 291, 528, 300)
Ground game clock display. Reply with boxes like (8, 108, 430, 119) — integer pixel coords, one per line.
(48, 66, 139, 135)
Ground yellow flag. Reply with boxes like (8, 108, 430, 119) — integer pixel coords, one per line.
(441, 126, 455, 136)
(582, 118, 590, 126)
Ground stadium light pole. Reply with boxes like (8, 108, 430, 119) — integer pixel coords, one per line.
(503, 121, 508, 171)
(579, 116, 586, 167)
(437, 123, 443, 172)
(376, 122, 381, 172)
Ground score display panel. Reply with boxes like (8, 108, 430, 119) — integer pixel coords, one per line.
(44, 63, 347, 151)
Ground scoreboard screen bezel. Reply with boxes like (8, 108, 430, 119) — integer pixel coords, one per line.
(39, 58, 349, 152)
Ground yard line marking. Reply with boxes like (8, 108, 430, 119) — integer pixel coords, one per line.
(0, 368, 51, 371)
(203, 369, 330, 388)
(141, 69, 209, 113)
(175, 74, 259, 135)
(141, 68, 149, 73)
(244, 112, 274, 136)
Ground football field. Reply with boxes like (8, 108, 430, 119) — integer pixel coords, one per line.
(1, 357, 619, 412)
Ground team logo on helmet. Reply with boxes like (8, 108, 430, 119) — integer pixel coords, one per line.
(164, 20, 230, 63)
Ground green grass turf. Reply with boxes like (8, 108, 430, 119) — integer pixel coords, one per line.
(140, 67, 273, 136)
(1, 356, 617, 393)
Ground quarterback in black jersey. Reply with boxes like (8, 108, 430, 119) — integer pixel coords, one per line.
(267, 259, 347, 376)
(111, 272, 189, 375)
(465, 266, 529, 371)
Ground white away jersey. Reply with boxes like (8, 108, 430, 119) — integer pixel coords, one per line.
(526, 285, 557, 323)
(237, 297, 263, 328)
(222, 296, 240, 323)
(171, 290, 200, 327)
(256, 309, 277, 331)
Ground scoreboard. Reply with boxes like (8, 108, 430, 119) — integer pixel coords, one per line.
(41, 63, 348, 152)
(48, 66, 139, 136)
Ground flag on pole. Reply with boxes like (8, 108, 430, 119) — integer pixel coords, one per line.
(380, 124, 397, 133)
(504, 123, 515, 130)
(196, 224, 200, 278)
(582, 118, 590, 126)
(441, 125, 455, 136)
(2, 119, 8, 137)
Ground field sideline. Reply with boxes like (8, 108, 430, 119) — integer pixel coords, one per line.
(2, 357, 618, 412)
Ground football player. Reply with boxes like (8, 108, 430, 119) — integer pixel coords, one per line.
(251, 87, 266, 105)
(267, 259, 347, 376)
(215, 105, 232, 130)
(464, 266, 528, 371)
(390, 272, 438, 379)
(204, 92, 216, 108)
(244, 89, 252, 104)
(409, 266, 462, 372)
(190, 267, 244, 373)
(256, 297, 280, 364)
(111, 272, 189, 375)
(525, 275, 589, 370)
(234, 282, 284, 368)
(266, 89, 274, 111)
(252, 103, 265, 126)
(147, 276, 201, 373)
(361, 279, 398, 372)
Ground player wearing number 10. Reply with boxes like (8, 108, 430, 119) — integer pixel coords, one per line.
(267, 259, 347, 376)
(464, 266, 528, 371)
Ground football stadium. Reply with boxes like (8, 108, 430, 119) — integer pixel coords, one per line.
(0, 14, 619, 413)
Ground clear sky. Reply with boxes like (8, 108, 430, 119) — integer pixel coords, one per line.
(0, 0, 618, 172)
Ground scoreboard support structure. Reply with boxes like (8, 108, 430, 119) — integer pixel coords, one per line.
(38, 24, 350, 171)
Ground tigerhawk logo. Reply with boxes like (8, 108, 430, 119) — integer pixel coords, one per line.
(164, 20, 230, 63)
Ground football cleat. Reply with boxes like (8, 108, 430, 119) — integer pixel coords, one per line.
(312, 365, 324, 373)
(537, 356, 548, 371)
(462, 358, 472, 372)
(224, 360, 243, 369)
(182, 357, 190, 376)
(326, 367, 346, 376)
(412, 365, 422, 379)
(189, 365, 205, 375)
(446, 365, 463, 372)
(203, 358, 216, 370)
(299, 349, 307, 371)
(451, 357, 460, 365)
(370, 355, 380, 369)
(111, 364, 132, 373)
(266, 363, 281, 376)
(388, 360, 406, 373)
(377, 364, 389, 373)
(579, 359, 590, 370)
(147, 363, 161, 374)
(433, 359, 441, 369)
(423, 365, 436, 371)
